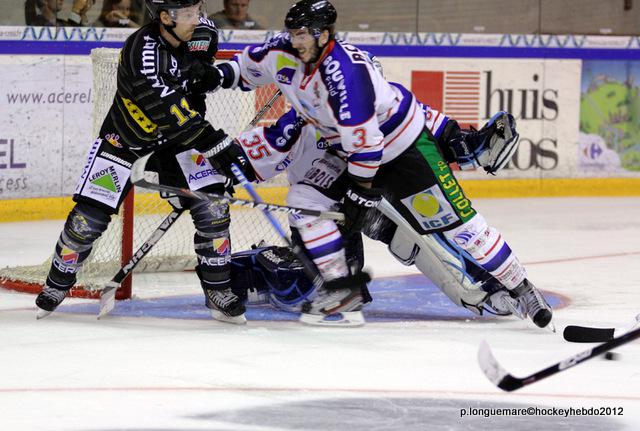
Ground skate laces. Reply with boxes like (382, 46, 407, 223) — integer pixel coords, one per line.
(42, 286, 68, 302)
(206, 289, 239, 309)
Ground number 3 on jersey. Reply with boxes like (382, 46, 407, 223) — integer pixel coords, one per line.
(353, 127, 366, 148)
(240, 134, 272, 160)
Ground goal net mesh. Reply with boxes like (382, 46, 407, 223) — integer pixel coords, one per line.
(0, 48, 289, 297)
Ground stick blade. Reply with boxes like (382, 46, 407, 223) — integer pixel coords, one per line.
(98, 286, 117, 319)
(563, 325, 614, 343)
(477, 340, 522, 392)
(299, 311, 366, 327)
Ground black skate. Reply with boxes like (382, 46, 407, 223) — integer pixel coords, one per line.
(204, 287, 247, 325)
(35, 285, 69, 319)
(511, 279, 553, 329)
(299, 272, 371, 327)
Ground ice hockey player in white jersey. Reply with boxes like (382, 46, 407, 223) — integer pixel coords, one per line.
(204, 0, 552, 328)
(227, 103, 517, 319)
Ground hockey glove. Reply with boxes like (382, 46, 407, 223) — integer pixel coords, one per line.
(201, 134, 256, 183)
(342, 183, 383, 233)
(188, 61, 223, 95)
(441, 111, 519, 174)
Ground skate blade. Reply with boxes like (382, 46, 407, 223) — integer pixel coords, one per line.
(299, 311, 365, 327)
(36, 307, 53, 320)
(211, 310, 247, 325)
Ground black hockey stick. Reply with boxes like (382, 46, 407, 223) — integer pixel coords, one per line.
(478, 326, 640, 392)
(563, 313, 640, 343)
(98, 208, 185, 318)
(130, 154, 345, 222)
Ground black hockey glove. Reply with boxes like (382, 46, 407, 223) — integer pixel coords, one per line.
(188, 61, 223, 95)
(341, 183, 383, 233)
(200, 134, 256, 183)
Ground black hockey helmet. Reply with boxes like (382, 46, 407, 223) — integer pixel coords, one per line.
(145, 0, 202, 21)
(284, 0, 337, 33)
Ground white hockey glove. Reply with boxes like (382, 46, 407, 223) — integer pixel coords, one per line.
(444, 111, 519, 174)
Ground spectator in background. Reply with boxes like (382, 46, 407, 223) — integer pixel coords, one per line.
(209, 0, 263, 29)
(93, 0, 139, 27)
(25, 0, 65, 26)
(25, 0, 96, 26)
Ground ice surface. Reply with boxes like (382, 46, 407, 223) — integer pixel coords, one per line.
(1, 197, 639, 430)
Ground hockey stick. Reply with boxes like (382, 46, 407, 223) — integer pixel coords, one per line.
(563, 313, 640, 343)
(478, 326, 640, 392)
(97, 208, 185, 318)
(130, 153, 345, 222)
(98, 90, 285, 318)
(230, 164, 365, 327)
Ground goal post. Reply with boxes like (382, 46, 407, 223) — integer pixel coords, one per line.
(0, 48, 289, 300)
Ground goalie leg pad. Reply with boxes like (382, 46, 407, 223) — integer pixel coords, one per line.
(444, 214, 526, 289)
(387, 222, 487, 311)
(48, 202, 111, 289)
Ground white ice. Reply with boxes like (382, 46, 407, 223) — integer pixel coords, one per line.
(1, 197, 639, 431)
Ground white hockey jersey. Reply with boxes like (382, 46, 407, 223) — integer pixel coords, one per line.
(235, 107, 325, 185)
(224, 33, 425, 183)
(235, 93, 451, 186)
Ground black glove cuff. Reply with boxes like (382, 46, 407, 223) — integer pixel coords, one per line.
(345, 184, 382, 208)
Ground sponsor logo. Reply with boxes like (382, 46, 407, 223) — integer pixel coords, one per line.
(213, 238, 230, 254)
(316, 139, 330, 149)
(105, 133, 123, 148)
(322, 55, 351, 121)
(139, 35, 175, 98)
(276, 55, 297, 85)
(89, 166, 122, 193)
(401, 185, 460, 230)
(187, 168, 217, 182)
(61, 247, 79, 265)
(187, 39, 209, 52)
(191, 153, 207, 167)
(411, 69, 561, 171)
(276, 155, 293, 171)
(197, 255, 231, 266)
(453, 230, 475, 246)
(0, 138, 27, 169)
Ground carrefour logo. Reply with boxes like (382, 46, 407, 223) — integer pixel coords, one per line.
(401, 186, 459, 230)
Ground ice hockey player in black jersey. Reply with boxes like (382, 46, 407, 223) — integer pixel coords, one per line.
(35, 0, 250, 324)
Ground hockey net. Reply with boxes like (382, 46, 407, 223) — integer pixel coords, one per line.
(0, 48, 289, 299)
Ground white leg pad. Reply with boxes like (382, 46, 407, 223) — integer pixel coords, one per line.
(381, 200, 487, 312)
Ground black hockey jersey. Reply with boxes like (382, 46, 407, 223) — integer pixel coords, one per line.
(103, 19, 221, 153)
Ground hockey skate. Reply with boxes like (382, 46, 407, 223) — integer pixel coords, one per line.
(504, 279, 553, 329)
(204, 287, 247, 325)
(299, 272, 370, 327)
(35, 285, 69, 319)
(483, 289, 526, 319)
